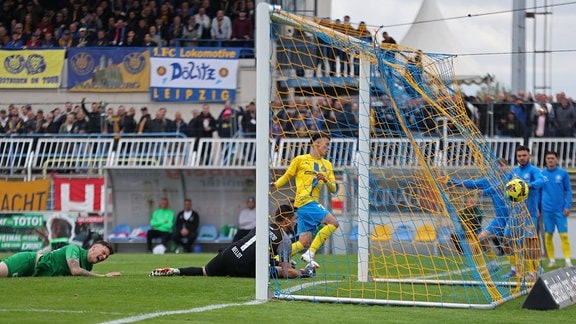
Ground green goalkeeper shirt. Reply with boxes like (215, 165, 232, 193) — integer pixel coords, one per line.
(34, 245, 91, 277)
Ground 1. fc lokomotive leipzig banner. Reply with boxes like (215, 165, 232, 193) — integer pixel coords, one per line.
(53, 177, 105, 212)
(149, 47, 239, 102)
(0, 49, 65, 88)
(67, 47, 150, 92)
(0, 179, 50, 211)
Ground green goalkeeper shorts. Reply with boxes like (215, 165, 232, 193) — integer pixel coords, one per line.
(2, 252, 38, 277)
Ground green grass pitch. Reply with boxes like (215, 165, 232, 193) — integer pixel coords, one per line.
(1, 252, 575, 323)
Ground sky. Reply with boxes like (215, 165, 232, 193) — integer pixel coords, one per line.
(331, 0, 576, 98)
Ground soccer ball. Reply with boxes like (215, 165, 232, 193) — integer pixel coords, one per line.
(505, 179, 529, 202)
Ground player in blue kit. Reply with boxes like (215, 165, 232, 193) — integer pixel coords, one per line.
(540, 151, 573, 268)
(509, 145, 544, 278)
(443, 158, 511, 273)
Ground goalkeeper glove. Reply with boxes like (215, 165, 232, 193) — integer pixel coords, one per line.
(299, 264, 316, 278)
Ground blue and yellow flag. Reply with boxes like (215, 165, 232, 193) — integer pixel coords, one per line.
(67, 47, 150, 92)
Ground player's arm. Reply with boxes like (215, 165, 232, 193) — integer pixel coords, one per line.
(563, 172, 572, 215)
(149, 211, 162, 228)
(447, 177, 488, 189)
(324, 165, 337, 194)
(276, 262, 315, 278)
(66, 258, 121, 277)
(314, 161, 337, 193)
(276, 262, 302, 278)
(271, 157, 299, 189)
(529, 169, 544, 190)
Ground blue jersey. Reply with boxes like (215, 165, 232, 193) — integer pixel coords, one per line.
(512, 162, 544, 220)
(541, 166, 572, 212)
(449, 177, 508, 218)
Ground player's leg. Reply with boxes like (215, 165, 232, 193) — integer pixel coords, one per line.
(301, 203, 336, 266)
(177, 266, 205, 276)
(146, 229, 160, 252)
(0, 261, 8, 277)
(542, 211, 557, 267)
(503, 223, 520, 278)
(0, 252, 37, 277)
(291, 203, 318, 256)
(525, 216, 541, 278)
(308, 213, 339, 255)
(475, 230, 497, 272)
(160, 230, 173, 252)
(555, 211, 572, 267)
(480, 218, 508, 272)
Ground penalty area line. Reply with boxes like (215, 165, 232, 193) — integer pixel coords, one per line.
(98, 300, 265, 324)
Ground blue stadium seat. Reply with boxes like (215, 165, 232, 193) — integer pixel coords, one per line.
(109, 224, 131, 241)
(196, 224, 218, 242)
(393, 224, 415, 242)
(129, 224, 152, 241)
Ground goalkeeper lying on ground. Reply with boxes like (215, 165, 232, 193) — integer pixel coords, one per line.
(150, 204, 316, 279)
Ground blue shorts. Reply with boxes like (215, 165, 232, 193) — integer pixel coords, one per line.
(296, 202, 330, 235)
(484, 217, 507, 238)
(504, 215, 536, 240)
(542, 211, 568, 233)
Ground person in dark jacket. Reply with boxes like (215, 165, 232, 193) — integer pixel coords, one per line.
(81, 98, 103, 133)
(172, 198, 200, 253)
(190, 104, 217, 162)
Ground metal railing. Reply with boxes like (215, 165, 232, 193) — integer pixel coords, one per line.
(2, 136, 576, 178)
(33, 138, 115, 176)
(0, 138, 35, 176)
(271, 138, 357, 168)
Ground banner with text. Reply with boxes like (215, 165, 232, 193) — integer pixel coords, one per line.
(67, 47, 150, 92)
(0, 49, 65, 88)
(0, 179, 50, 211)
(53, 177, 105, 212)
(150, 47, 239, 102)
(0, 212, 105, 251)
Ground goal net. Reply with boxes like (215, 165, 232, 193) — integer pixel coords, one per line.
(255, 4, 538, 309)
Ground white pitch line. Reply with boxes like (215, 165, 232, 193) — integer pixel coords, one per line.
(98, 300, 265, 324)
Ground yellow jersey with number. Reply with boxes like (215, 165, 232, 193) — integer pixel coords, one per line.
(275, 154, 336, 208)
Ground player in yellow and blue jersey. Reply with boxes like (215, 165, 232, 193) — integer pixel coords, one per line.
(270, 133, 338, 268)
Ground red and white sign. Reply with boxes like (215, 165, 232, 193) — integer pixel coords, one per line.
(53, 177, 105, 212)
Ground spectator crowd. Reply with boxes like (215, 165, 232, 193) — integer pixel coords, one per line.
(1, 89, 575, 145)
(0, 0, 255, 48)
(0, 1, 574, 143)
(0, 99, 258, 140)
